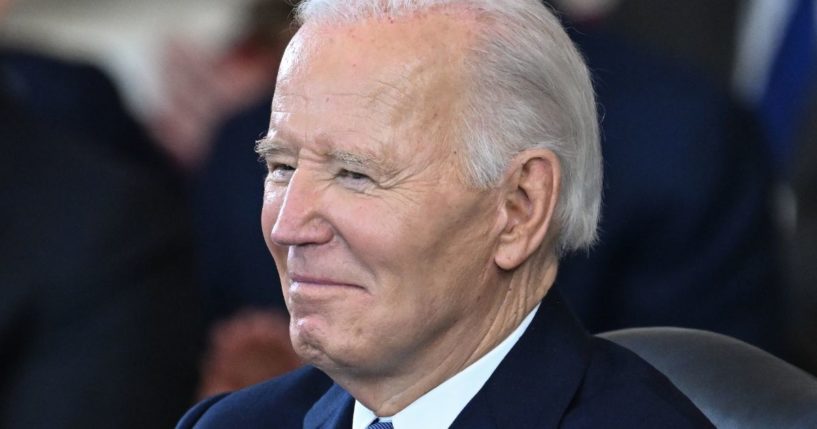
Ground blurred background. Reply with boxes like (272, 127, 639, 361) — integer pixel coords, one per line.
(0, 0, 814, 427)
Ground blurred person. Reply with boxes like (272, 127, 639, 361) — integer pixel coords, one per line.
(559, 0, 816, 370)
(191, 0, 295, 324)
(178, 1, 713, 428)
(149, 0, 296, 171)
(0, 3, 203, 427)
(552, 3, 787, 356)
(175, 0, 302, 397)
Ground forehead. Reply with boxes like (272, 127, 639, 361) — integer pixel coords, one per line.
(269, 12, 477, 153)
(279, 11, 477, 89)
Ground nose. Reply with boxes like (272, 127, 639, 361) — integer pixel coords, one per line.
(269, 170, 333, 247)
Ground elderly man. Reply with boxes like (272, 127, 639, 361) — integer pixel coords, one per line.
(178, 1, 713, 428)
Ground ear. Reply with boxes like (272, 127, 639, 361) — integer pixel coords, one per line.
(494, 149, 560, 270)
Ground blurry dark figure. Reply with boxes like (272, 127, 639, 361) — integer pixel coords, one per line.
(194, 99, 281, 322)
(555, 28, 785, 355)
(145, 0, 296, 323)
(187, 0, 295, 324)
(0, 50, 203, 428)
(168, 0, 302, 396)
(546, 1, 787, 356)
(596, 0, 817, 369)
(149, 0, 296, 171)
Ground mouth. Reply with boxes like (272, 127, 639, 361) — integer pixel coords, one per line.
(287, 273, 368, 309)
(288, 273, 366, 290)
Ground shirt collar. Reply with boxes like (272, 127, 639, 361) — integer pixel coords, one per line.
(352, 304, 540, 429)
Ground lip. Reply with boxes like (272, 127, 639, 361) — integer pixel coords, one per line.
(287, 273, 367, 307)
(288, 273, 364, 290)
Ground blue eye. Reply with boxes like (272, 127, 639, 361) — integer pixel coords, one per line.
(338, 169, 371, 181)
(268, 163, 295, 182)
(337, 169, 375, 191)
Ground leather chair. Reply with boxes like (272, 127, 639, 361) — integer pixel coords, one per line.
(600, 327, 817, 429)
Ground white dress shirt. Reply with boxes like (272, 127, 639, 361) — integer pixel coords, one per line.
(352, 304, 540, 429)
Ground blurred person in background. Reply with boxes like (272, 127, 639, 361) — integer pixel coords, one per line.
(2, 0, 303, 404)
(0, 1, 203, 427)
(154, 0, 305, 398)
(173, 0, 296, 322)
(149, 0, 297, 172)
(552, 0, 788, 357)
(573, 0, 817, 372)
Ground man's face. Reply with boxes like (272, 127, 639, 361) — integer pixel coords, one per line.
(260, 15, 508, 378)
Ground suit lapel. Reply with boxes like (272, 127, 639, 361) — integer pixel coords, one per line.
(451, 290, 593, 428)
(303, 383, 355, 429)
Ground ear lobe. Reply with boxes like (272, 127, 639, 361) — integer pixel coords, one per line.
(495, 150, 560, 270)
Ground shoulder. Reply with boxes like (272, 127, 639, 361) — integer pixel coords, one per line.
(562, 338, 714, 428)
(176, 366, 334, 429)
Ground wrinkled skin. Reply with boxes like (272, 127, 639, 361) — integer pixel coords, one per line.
(259, 11, 559, 415)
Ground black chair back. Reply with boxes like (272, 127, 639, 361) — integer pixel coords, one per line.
(601, 327, 817, 429)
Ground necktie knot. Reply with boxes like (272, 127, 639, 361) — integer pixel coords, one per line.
(366, 419, 394, 429)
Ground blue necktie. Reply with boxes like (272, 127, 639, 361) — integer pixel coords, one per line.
(366, 419, 394, 429)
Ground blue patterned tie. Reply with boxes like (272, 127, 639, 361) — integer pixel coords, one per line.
(366, 419, 394, 429)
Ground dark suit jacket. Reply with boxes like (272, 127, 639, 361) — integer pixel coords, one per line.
(177, 291, 713, 428)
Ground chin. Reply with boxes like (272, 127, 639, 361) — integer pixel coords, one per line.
(290, 319, 369, 376)
(292, 339, 327, 366)
(290, 316, 332, 364)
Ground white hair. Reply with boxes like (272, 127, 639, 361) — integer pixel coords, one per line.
(295, 0, 602, 253)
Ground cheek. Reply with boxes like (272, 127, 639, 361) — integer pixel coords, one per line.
(331, 200, 404, 269)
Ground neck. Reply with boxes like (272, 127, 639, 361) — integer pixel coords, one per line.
(333, 256, 559, 416)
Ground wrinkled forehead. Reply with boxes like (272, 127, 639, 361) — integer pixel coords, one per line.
(272, 11, 477, 130)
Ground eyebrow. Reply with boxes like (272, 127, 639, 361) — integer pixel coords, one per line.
(255, 135, 292, 159)
(329, 149, 388, 175)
